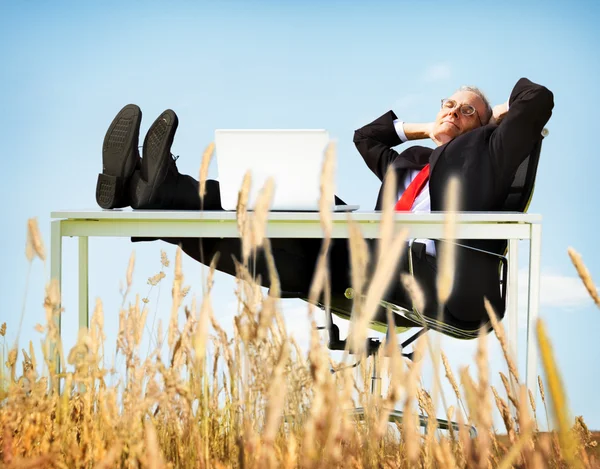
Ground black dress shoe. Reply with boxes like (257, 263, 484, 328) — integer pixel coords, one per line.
(130, 109, 179, 209)
(95, 104, 142, 209)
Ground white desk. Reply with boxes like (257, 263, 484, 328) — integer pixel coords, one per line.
(50, 209, 542, 394)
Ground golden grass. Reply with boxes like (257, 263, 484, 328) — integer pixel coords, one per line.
(568, 247, 600, 307)
(2, 148, 600, 468)
(198, 142, 215, 203)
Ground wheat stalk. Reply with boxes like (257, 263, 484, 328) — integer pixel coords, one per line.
(378, 167, 397, 264)
(567, 246, 600, 307)
(3, 215, 598, 468)
(485, 298, 520, 384)
(536, 318, 581, 468)
(319, 141, 336, 238)
(437, 176, 460, 305)
(198, 141, 215, 201)
(26, 217, 46, 262)
(348, 228, 408, 355)
(251, 177, 275, 248)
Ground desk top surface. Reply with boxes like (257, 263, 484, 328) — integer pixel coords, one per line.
(51, 209, 542, 223)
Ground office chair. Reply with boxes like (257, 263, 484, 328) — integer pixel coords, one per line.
(282, 133, 546, 438)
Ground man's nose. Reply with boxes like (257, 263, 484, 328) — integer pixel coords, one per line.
(447, 108, 459, 118)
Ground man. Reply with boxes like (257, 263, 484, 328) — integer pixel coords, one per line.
(95, 77, 553, 329)
(352, 77, 553, 327)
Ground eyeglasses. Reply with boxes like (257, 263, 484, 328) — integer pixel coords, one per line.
(441, 98, 482, 125)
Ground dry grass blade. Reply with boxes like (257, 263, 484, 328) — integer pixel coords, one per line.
(348, 228, 408, 354)
(567, 247, 600, 307)
(307, 246, 329, 317)
(93, 444, 122, 469)
(25, 227, 34, 262)
(500, 372, 518, 410)
(402, 337, 427, 464)
(496, 427, 535, 469)
(400, 273, 425, 315)
(378, 167, 397, 263)
(256, 239, 282, 342)
(485, 297, 520, 384)
(236, 170, 252, 263)
(517, 385, 535, 460)
(347, 217, 370, 317)
(4, 210, 599, 468)
(126, 251, 135, 288)
(26, 217, 45, 262)
(252, 177, 275, 248)
(376, 308, 405, 436)
(442, 350, 461, 404)
(198, 141, 215, 201)
(194, 252, 219, 363)
(160, 250, 170, 267)
(305, 140, 337, 321)
(263, 238, 281, 298)
(5, 455, 52, 469)
(319, 140, 336, 238)
(437, 176, 460, 305)
(536, 318, 580, 468)
(475, 326, 492, 468)
(539, 375, 552, 431)
(144, 420, 168, 469)
(167, 247, 184, 350)
(262, 342, 289, 444)
(528, 388, 538, 422)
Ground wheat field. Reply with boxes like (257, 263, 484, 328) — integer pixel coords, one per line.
(2, 145, 600, 468)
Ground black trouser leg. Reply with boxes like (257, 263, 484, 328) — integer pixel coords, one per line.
(170, 236, 322, 293)
(130, 172, 441, 324)
(132, 176, 323, 293)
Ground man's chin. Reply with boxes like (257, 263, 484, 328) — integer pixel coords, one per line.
(436, 131, 459, 145)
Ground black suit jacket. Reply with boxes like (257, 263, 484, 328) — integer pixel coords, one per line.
(353, 78, 554, 326)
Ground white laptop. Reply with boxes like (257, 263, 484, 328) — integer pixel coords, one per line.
(215, 129, 359, 212)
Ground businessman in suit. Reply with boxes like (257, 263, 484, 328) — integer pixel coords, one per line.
(96, 77, 553, 328)
(351, 78, 553, 328)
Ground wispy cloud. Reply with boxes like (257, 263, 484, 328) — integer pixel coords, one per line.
(504, 268, 599, 330)
(422, 62, 452, 83)
(519, 268, 597, 311)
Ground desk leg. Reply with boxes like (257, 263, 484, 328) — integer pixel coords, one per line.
(508, 238, 519, 415)
(79, 237, 89, 330)
(50, 221, 62, 375)
(526, 224, 542, 397)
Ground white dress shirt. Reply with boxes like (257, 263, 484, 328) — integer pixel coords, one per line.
(393, 118, 437, 257)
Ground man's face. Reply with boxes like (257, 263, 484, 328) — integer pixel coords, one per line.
(431, 90, 487, 145)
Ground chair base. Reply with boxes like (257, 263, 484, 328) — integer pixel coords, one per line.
(349, 407, 477, 439)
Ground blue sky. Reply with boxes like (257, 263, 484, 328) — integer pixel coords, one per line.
(2, 0, 600, 428)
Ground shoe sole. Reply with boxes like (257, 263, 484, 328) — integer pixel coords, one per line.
(131, 109, 178, 207)
(96, 104, 141, 209)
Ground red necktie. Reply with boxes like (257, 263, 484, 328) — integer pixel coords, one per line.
(394, 164, 430, 211)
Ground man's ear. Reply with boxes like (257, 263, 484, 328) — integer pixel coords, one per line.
(490, 116, 505, 126)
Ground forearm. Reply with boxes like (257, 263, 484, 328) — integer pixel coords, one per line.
(401, 122, 432, 140)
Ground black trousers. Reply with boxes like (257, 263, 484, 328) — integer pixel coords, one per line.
(132, 174, 441, 327)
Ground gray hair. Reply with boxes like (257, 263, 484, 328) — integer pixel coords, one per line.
(456, 85, 493, 125)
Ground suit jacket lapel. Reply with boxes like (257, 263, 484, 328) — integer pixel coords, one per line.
(375, 145, 433, 210)
(390, 145, 432, 171)
(429, 144, 445, 172)
(374, 144, 449, 210)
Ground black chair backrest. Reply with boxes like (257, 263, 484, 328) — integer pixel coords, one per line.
(501, 137, 544, 213)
